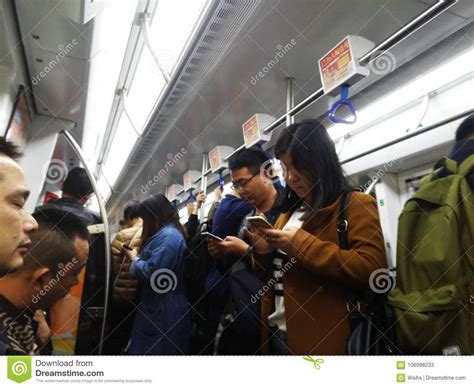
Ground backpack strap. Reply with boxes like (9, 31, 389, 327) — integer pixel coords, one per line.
(434, 157, 458, 175)
(337, 191, 363, 332)
(458, 155, 474, 177)
(337, 191, 351, 249)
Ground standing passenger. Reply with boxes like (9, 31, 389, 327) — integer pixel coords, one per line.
(123, 194, 190, 355)
(106, 200, 142, 354)
(247, 120, 387, 354)
(37, 167, 104, 355)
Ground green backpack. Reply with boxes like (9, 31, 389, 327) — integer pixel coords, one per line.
(388, 155, 474, 355)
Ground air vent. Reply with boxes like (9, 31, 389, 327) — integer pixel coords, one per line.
(107, 0, 262, 212)
(209, 22, 222, 32)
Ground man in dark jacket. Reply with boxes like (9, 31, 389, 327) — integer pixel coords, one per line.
(36, 167, 105, 355)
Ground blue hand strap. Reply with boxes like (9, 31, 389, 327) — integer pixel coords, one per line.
(185, 189, 196, 204)
(328, 84, 357, 124)
(218, 171, 224, 192)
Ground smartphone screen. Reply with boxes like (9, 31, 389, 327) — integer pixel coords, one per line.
(246, 216, 274, 229)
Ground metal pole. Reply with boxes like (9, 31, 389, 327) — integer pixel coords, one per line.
(341, 109, 473, 165)
(286, 77, 295, 126)
(200, 153, 208, 220)
(60, 130, 111, 355)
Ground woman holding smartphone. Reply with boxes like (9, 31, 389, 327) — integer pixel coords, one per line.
(245, 119, 387, 355)
(122, 194, 190, 355)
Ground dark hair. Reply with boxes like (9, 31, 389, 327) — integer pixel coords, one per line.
(455, 114, 474, 142)
(119, 219, 126, 226)
(62, 167, 93, 199)
(228, 146, 270, 175)
(138, 194, 186, 249)
(24, 208, 89, 271)
(32, 208, 90, 241)
(123, 200, 141, 221)
(274, 119, 349, 214)
(0, 137, 22, 159)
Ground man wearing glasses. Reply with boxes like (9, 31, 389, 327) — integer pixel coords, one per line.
(207, 146, 281, 355)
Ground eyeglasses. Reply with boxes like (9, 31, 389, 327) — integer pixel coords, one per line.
(231, 171, 259, 190)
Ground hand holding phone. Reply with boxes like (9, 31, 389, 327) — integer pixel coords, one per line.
(246, 216, 274, 230)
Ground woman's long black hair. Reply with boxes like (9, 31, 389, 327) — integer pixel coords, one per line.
(138, 193, 186, 250)
(274, 119, 350, 215)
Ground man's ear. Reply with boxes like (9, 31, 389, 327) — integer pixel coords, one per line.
(80, 192, 93, 205)
(32, 267, 52, 290)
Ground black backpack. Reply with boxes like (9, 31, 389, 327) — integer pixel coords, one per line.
(184, 220, 217, 354)
(185, 220, 214, 303)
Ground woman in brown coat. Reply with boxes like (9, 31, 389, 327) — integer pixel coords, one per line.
(245, 119, 387, 355)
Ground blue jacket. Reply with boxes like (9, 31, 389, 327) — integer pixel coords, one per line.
(129, 224, 190, 355)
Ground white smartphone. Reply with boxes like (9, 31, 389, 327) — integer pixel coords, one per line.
(201, 232, 224, 241)
(246, 216, 274, 229)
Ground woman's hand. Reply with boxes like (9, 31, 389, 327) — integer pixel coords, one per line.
(122, 244, 138, 261)
(255, 228, 299, 254)
(243, 227, 273, 254)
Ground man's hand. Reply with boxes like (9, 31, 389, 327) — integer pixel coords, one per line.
(218, 236, 249, 257)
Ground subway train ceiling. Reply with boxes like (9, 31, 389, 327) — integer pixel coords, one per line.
(13, 0, 474, 219)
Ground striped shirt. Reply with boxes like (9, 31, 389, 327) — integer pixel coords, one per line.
(268, 209, 305, 332)
(0, 296, 38, 355)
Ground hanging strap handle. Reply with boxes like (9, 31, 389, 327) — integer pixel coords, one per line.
(185, 189, 196, 204)
(328, 84, 357, 125)
(218, 170, 225, 192)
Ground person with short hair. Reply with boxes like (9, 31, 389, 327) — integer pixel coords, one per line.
(0, 137, 38, 276)
(0, 208, 89, 355)
(207, 146, 282, 355)
(105, 201, 142, 354)
(442, 114, 474, 189)
(36, 166, 104, 354)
